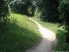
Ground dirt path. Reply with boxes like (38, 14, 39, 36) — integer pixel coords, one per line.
(26, 18, 56, 52)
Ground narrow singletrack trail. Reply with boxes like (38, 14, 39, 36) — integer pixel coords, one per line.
(26, 18, 56, 52)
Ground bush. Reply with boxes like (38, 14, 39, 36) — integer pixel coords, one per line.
(0, 0, 9, 23)
(28, 5, 35, 16)
(55, 26, 69, 51)
(59, 0, 69, 29)
(34, 7, 42, 19)
(10, 0, 34, 16)
(55, 0, 69, 51)
(59, 0, 69, 44)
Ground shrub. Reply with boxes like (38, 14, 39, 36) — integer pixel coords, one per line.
(0, 0, 9, 23)
(10, 0, 34, 16)
(55, 26, 69, 51)
(59, 0, 69, 44)
(55, 0, 69, 50)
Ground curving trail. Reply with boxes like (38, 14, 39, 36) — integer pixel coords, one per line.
(26, 18, 56, 52)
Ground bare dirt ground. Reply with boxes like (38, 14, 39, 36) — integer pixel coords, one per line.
(26, 18, 56, 52)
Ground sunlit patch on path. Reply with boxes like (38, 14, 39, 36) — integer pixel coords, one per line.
(26, 18, 56, 52)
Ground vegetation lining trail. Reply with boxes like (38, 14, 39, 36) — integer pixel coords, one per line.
(26, 18, 56, 52)
(0, 14, 41, 52)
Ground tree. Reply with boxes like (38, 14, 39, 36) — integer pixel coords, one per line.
(35, 0, 59, 22)
(0, 0, 9, 23)
(10, 0, 33, 15)
(59, 0, 69, 44)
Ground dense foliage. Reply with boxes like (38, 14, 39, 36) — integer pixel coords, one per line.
(55, 0, 69, 51)
(59, 0, 69, 44)
(59, 0, 69, 31)
(10, 0, 35, 16)
(0, 0, 9, 23)
(35, 0, 59, 22)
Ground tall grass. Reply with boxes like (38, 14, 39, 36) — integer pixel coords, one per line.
(0, 14, 41, 52)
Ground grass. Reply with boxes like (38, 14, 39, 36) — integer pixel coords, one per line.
(0, 14, 41, 52)
(32, 17, 69, 51)
(33, 17, 59, 33)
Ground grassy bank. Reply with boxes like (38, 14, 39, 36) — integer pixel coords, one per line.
(33, 17, 58, 33)
(32, 17, 69, 51)
(0, 14, 41, 52)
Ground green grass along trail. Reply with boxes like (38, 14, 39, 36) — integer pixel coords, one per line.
(26, 18, 56, 52)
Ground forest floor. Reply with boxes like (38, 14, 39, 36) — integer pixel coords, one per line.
(26, 18, 56, 52)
